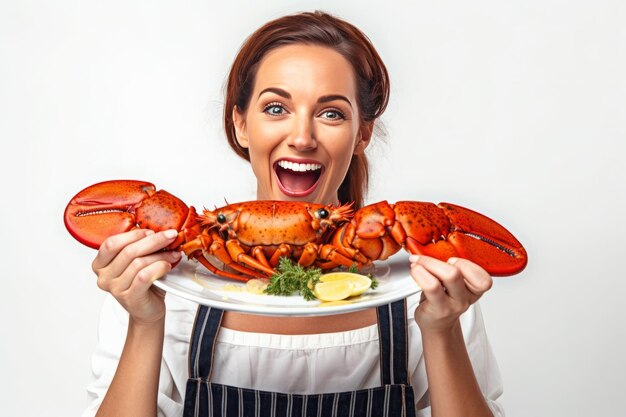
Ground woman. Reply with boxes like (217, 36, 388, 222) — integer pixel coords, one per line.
(83, 11, 504, 417)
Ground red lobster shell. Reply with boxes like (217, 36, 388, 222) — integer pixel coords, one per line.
(64, 180, 527, 281)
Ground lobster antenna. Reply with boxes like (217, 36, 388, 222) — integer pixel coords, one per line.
(336, 201, 355, 219)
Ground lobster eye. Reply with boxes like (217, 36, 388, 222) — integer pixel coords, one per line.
(217, 213, 226, 223)
(318, 208, 329, 219)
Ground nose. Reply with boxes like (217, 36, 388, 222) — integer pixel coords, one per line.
(287, 114, 317, 152)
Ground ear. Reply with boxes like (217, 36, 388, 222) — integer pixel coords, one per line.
(353, 122, 373, 155)
(232, 106, 249, 149)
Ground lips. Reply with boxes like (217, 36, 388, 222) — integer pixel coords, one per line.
(274, 158, 323, 197)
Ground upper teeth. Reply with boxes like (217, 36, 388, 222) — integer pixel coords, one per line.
(277, 160, 322, 172)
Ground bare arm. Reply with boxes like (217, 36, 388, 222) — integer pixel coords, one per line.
(421, 321, 493, 417)
(95, 317, 165, 417)
(90, 229, 181, 417)
(410, 255, 495, 417)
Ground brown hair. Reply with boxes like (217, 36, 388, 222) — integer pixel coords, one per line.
(224, 11, 389, 208)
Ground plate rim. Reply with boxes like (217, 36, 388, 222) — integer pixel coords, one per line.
(153, 254, 420, 316)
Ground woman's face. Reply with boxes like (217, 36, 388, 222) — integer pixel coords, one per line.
(233, 44, 370, 205)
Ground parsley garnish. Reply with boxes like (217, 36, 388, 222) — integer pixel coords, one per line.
(264, 258, 379, 301)
(264, 258, 322, 301)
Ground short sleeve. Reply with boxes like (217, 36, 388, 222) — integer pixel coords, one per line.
(406, 296, 506, 417)
(81, 294, 184, 417)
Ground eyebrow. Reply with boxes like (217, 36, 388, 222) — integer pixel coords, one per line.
(258, 88, 353, 109)
(259, 87, 291, 99)
(318, 94, 353, 109)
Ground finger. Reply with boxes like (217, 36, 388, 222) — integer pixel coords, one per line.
(112, 250, 181, 293)
(125, 259, 173, 296)
(410, 255, 466, 300)
(447, 257, 493, 297)
(93, 229, 154, 270)
(105, 229, 179, 278)
(410, 263, 448, 306)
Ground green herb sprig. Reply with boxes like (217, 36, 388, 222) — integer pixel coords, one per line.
(264, 257, 322, 301)
(264, 258, 379, 301)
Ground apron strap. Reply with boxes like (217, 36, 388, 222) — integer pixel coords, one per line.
(376, 299, 410, 385)
(187, 305, 224, 380)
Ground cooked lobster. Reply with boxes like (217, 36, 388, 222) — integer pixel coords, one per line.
(64, 180, 527, 281)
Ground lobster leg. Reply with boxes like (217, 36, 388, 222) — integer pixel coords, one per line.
(318, 243, 362, 269)
(252, 247, 273, 270)
(268, 244, 292, 267)
(225, 240, 277, 277)
(315, 261, 341, 270)
(180, 230, 268, 279)
(296, 243, 319, 267)
(190, 252, 253, 282)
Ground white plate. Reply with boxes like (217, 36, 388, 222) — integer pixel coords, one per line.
(153, 253, 421, 316)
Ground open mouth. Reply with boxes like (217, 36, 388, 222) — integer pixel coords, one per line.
(274, 159, 323, 197)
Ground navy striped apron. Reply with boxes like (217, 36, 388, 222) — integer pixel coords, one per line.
(183, 300, 416, 417)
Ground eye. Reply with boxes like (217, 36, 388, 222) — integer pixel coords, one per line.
(263, 102, 286, 116)
(217, 213, 226, 223)
(319, 109, 345, 121)
(317, 208, 329, 219)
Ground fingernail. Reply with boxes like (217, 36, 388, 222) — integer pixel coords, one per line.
(448, 257, 458, 265)
(171, 251, 182, 259)
(163, 229, 178, 239)
(145, 230, 155, 235)
(409, 255, 419, 263)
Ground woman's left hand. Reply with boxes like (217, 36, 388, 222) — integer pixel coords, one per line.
(409, 255, 493, 334)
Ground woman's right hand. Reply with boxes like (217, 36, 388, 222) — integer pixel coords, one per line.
(91, 228, 182, 324)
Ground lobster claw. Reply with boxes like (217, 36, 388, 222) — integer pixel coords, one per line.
(439, 203, 527, 275)
(64, 180, 193, 249)
(397, 202, 527, 276)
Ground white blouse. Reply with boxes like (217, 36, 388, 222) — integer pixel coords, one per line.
(82, 292, 505, 417)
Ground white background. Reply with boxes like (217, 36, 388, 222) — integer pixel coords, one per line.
(1, 1, 624, 416)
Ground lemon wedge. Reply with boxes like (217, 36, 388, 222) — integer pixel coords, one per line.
(313, 280, 354, 302)
(314, 272, 372, 301)
(320, 272, 372, 296)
